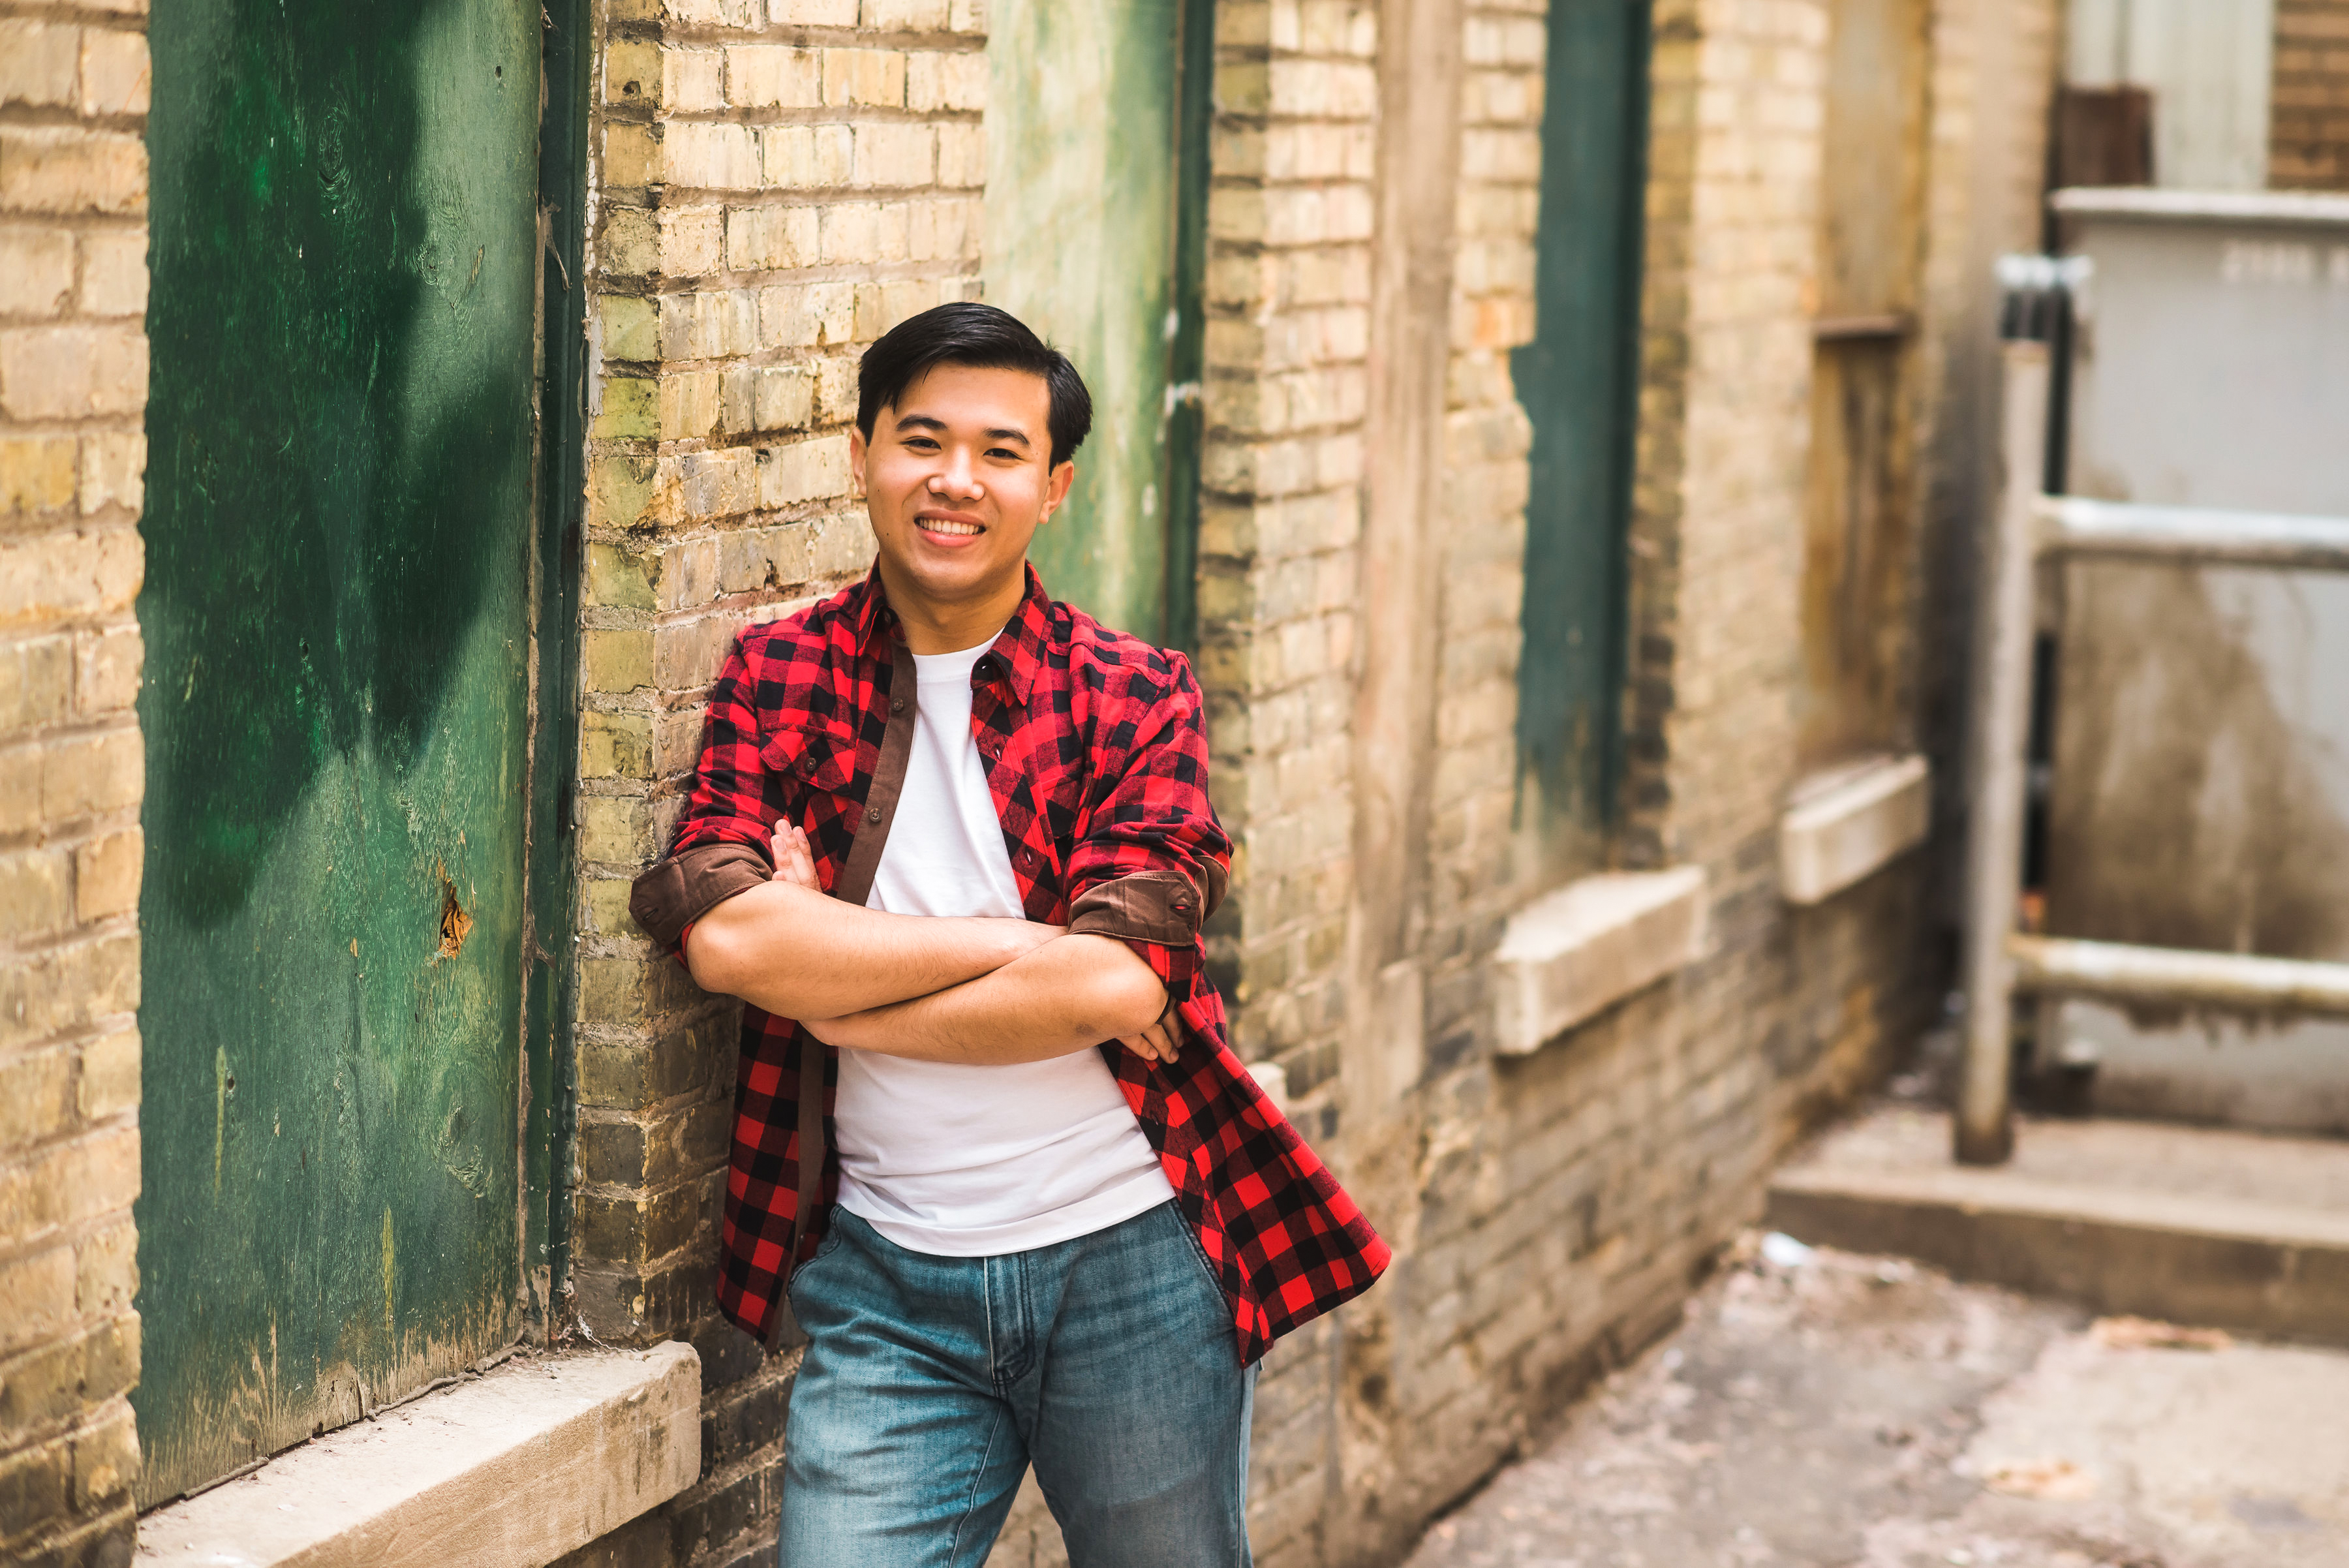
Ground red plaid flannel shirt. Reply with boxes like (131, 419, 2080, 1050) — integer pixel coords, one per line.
(662, 566, 1388, 1364)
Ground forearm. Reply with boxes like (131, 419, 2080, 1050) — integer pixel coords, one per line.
(684, 880, 1055, 1019)
(815, 934, 1169, 1066)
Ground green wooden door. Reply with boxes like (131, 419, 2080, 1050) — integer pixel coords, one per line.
(1514, 1, 1652, 857)
(984, 0, 1212, 646)
(136, 0, 548, 1503)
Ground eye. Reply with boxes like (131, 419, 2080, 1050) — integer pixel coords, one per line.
(987, 446, 1022, 461)
(902, 435, 941, 452)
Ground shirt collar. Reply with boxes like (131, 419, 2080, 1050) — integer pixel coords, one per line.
(852, 564, 1051, 707)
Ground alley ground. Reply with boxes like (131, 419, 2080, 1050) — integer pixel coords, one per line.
(1402, 1229, 2349, 1568)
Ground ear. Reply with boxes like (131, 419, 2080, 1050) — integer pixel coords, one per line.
(848, 425, 868, 499)
(1039, 459, 1076, 525)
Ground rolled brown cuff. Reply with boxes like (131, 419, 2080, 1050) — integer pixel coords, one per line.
(628, 840, 773, 950)
(1066, 869, 1209, 946)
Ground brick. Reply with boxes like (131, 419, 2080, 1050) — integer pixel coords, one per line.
(727, 45, 820, 110)
(0, 325, 146, 420)
(850, 123, 932, 188)
(598, 295, 656, 366)
(0, 437, 78, 519)
(581, 711, 653, 780)
(0, 1428, 71, 1537)
(76, 1027, 136, 1122)
(76, 431, 142, 517)
(0, 1318, 136, 1439)
(726, 204, 819, 271)
(2, 634, 70, 733)
(605, 39, 657, 106)
(0, 22, 80, 110)
(74, 1220, 136, 1320)
(661, 48, 724, 114)
(864, 0, 949, 26)
(0, 227, 76, 317)
(905, 50, 985, 113)
(0, 846, 70, 940)
(0, 527, 140, 632)
(40, 728, 140, 822)
(70, 1402, 136, 1509)
(0, 1042, 74, 1147)
(576, 794, 652, 865)
(0, 128, 145, 217)
(71, 623, 138, 716)
(589, 452, 655, 528)
(0, 1125, 140, 1250)
(762, 125, 852, 191)
(600, 208, 656, 276)
(933, 121, 983, 188)
(663, 124, 761, 192)
(591, 378, 656, 442)
(769, 0, 858, 22)
(583, 626, 654, 695)
(0, 1245, 74, 1359)
(78, 29, 148, 118)
(70, 828, 138, 922)
(657, 206, 724, 278)
(820, 48, 906, 109)
(602, 125, 659, 191)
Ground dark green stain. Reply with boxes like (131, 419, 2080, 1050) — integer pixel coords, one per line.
(136, 0, 544, 1502)
(1513, 1, 1652, 844)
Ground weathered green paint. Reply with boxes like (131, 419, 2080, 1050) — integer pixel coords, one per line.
(136, 0, 546, 1503)
(1513, 1, 1653, 844)
(985, 0, 1203, 645)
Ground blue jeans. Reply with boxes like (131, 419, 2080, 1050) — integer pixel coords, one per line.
(778, 1201, 1255, 1567)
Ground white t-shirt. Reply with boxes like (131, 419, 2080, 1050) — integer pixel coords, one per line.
(829, 633, 1177, 1256)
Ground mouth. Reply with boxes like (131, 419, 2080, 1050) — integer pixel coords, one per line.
(914, 512, 986, 546)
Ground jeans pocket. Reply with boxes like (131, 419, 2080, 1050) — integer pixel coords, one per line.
(1165, 1201, 1230, 1310)
(788, 1218, 848, 1302)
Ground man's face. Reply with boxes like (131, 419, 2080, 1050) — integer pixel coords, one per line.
(852, 363, 1073, 612)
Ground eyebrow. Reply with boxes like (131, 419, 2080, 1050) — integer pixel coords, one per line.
(892, 413, 1033, 449)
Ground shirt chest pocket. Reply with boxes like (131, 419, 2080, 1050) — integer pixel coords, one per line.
(1036, 763, 1089, 846)
(760, 722, 860, 803)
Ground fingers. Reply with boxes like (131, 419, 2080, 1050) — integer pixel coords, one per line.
(768, 822, 821, 889)
(1116, 1017, 1183, 1066)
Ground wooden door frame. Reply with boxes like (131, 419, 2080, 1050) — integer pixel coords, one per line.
(526, 0, 590, 1330)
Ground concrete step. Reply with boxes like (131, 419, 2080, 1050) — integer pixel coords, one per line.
(1766, 1104, 2349, 1345)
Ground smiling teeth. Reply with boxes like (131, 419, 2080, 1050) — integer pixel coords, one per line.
(923, 519, 981, 535)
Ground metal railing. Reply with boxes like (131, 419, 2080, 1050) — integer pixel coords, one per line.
(1955, 333, 2349, 1164)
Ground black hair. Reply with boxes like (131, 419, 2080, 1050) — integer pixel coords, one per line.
(855, 301, 1093, 469)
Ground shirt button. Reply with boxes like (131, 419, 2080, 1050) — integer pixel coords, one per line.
(889, 696, 906, 714)
(865, 807, 883, 825)
(974, 658, 999, 681)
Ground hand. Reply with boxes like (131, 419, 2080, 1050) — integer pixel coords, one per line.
(1116, 991, 1183, 1066)
(769, 821, 820, 891)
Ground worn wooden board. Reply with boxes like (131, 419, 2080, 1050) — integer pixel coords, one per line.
(983, 0, 1190, 644)
(1796, 0, 1927, 770)
(136, 0, 544, 1503)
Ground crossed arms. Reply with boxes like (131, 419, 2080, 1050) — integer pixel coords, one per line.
(683, 825, 1184, 1066)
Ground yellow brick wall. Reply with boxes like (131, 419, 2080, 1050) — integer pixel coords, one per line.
(564, 1, 985, 1561)
(0, 3, 149, 1561)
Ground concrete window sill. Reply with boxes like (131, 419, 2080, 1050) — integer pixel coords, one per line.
(1492, 867, 1709, 1055)
(136, 1342, 699, 1568)
(1779, 753, 1931, 906)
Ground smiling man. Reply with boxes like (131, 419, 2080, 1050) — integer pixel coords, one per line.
(628, 303, 1387, 1567)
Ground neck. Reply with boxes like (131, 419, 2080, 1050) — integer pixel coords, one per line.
(876, 559, 1028, 655)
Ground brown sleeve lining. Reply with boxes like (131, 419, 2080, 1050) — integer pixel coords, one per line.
(628, 840, 773, 951)
(1065, 869, 1208, 947)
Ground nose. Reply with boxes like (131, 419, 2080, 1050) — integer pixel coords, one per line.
(929, 446, 983, 501)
